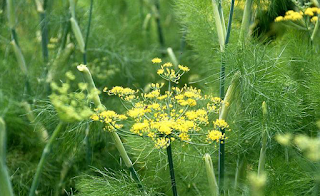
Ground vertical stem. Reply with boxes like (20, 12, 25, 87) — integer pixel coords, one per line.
(204, 153, 219, 196)
(218, 128, 225, 194)
(83, 0, 93, 65)
(0, 118, 14, 196)
(29, 122, 64, 196)
(40, 11, 49, 62)
(111, 131, 144, 191)
(154, 0, 165, 55)
(218, 1, 235, 193)
(239, 0, 253, 43)
(166, 143, 178, 196)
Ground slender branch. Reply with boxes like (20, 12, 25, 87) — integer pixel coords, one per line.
(29, 122, 64, 196)
(166, 142, 178, 196)
(0, 118, 14, 196)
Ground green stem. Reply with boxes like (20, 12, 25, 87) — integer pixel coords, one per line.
(204, 153, 219, 196)
(29, 122, 64, 196)
(166, 142, 178, 196)
(77, 65, 144, 191)
(311, 18, 319, 43)
(0, 118, 14, 196)
(239, 0, 253, 43)
(154, 0, 165, 55)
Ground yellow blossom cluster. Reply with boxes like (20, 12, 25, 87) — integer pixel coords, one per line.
(207, 130, 224, 143)
(152, 58, 190, 83)
(91, 110, 127, 132)
(106, 86, 138, 101)
(275, 8, 320, 23)
(99, 58, 229, 149)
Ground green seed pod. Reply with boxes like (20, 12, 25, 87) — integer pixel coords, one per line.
(70, 17, 85, 53)
(6, 0, 16, 29)
(11, 40, 28, 76)
(204, 153, 219, 196)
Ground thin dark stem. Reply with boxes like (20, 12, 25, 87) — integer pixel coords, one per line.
(40, 12, 49, 62)
(128, 166, 144, 191)
(218, 128, 225, 194)
(155, 0, 165, 56)
(82, 0, 93, 65)
(218, 1, 235, 193)
(166, 143, 178, 196)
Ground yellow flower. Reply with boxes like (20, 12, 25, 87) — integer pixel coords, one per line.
(305, 8, 314, 16)
(207, 130, 224, 143)
(311, 16, 318, 23)
(163, 62, 173, 67)
(155, 138, 170, 149)
(213, 119, 229, 130)
(157, 69, 164, 75)
(152, 58, 162, 63)
(275, 16, 284, 22)
(178, 65, 190, 72)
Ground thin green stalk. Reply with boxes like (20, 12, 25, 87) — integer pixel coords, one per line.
(83, 0, 93, 65)
(154, 0, 165, 54)
(239, 0, 253, 43)
(311, 18, 319, 43)
(29, 122, 64, 196)
(77, 65, 145, 191)
(204, 153, 219, 196)
(22, 101, 49, 142)
(258, 101, 268, 176)
(166, 142, 178, 196)
(0, 118, 14, 196)
(218, 71, 240, 193)
(218, 0, 226, 38)
(212, 0, 225, 51)
(167, 47, 178, 68)
(35, 0, 49, 62)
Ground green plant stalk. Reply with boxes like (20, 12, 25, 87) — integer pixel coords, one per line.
(311, 18, 319, 42)
(11, 40, 28, 76)
(154, 0, 165, 54)
(204, 153, 219, 196)
(258, 101, 268, 176)
(77, 65, 102, 108)
(218, 71, 240, 192)
(6, 0, 15, 29)
(35, 0, 49, 62)
(111, 131, 144, 191)
(47, 43, 75, 83)
(70, 17, 85, 53)
(239, 0, 253, 43)
(22, 101, 49, 142)
(29, 122, 64, 196)
(0, 118, 14, 196)
(77, 66, 144, 191)
(218, 0, 226, 38)
(166, 142, 178, 196)
(69, 0, 76, 18)
(167, 47, 178, 68)
(212, 0, 225, 51)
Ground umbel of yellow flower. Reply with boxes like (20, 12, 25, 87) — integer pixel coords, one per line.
(100, 58, 227, 149)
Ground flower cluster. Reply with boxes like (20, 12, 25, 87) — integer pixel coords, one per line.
(96, 58, 230, 149)
(91, 110, 127, 131)
(153, 57, 190, 84)
(275, 8, 320, 23)
(50, 72, 93, 122)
